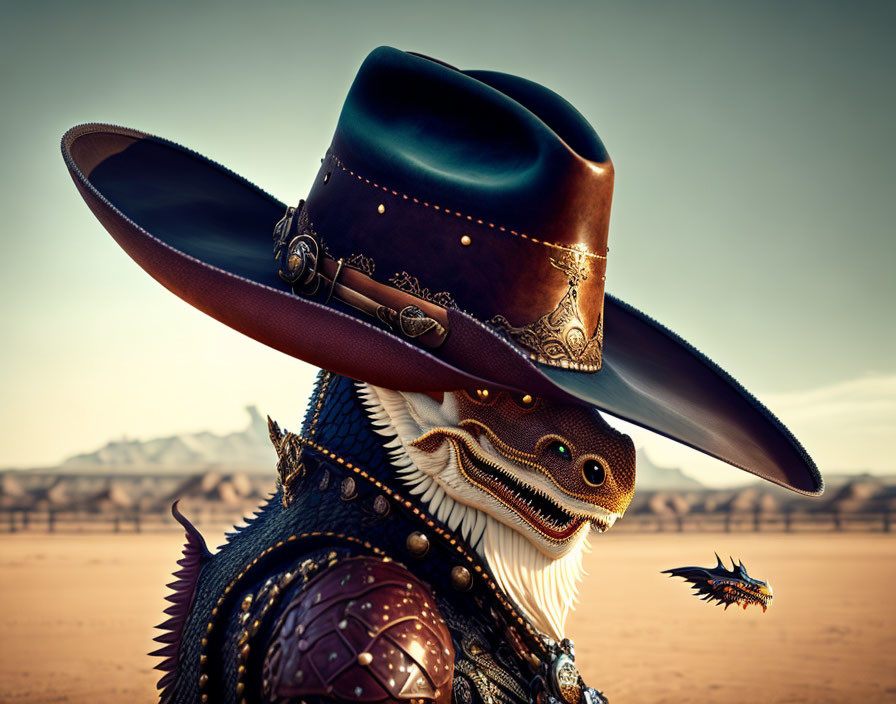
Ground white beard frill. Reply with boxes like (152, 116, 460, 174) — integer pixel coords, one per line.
(357, 382, 591, 640)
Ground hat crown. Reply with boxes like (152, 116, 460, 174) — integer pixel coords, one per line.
(302, 47, 614, 371)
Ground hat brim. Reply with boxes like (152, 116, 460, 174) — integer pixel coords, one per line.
(62, 124, 822, 496)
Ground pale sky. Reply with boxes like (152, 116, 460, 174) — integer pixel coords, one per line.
(1, 1, 894, 480)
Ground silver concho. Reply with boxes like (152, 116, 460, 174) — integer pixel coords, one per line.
(551, 654, 583, 704)
(280, 234, 322, 295)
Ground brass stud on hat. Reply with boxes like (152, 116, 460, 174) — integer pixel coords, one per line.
(450, 565, 473, 592)
(460, 234, 471, 246)
(377, 203, 386, 214)
(406, 531, 430, 558)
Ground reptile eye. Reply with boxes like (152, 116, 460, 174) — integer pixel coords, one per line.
(582, 458, 607, 487)
(547, 440, 572, 462)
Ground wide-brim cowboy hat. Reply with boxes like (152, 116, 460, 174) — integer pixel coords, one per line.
(61, 47, 821, 496)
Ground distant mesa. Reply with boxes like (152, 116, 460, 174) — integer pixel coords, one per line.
(634, 451, 705, 490)
(61, 405, 276, 472)
(55, 405, 702, 487)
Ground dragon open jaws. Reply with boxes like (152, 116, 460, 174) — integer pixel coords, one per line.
(358, 383, 637, 640)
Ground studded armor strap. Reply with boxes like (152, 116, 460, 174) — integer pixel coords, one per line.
(262, 556, 454, 704)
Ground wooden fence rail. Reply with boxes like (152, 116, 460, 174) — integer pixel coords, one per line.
(1, 509, 892, 534)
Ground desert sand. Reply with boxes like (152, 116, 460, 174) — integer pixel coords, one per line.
(1, 530, 894, 704)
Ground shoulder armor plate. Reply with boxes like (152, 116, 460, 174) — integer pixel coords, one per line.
(262, 556, 454, 703)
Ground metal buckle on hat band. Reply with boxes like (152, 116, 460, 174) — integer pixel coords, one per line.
(273, 203, 449, 349)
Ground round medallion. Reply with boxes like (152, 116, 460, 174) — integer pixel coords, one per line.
(373, 494, 390, 516)
(450, 565, 473, 592)
(406, 531, 430, 558)
(551, 654, 582, 704)
(340, 477, 357, 500)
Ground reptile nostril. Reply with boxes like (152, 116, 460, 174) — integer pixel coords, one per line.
(582, 457, 607, 487)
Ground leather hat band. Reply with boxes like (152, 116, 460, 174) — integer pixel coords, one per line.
(273, 202, 449, 349)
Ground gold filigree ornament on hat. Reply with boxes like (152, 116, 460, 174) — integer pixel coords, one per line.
(492, 245, 604, 372)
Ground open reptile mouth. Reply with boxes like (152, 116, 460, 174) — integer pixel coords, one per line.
(716, 581, 774, 612)
(417, 430, 611, 541)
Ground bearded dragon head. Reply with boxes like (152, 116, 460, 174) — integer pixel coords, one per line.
(358, 383, 636, 638)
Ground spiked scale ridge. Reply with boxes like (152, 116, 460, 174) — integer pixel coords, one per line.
(663, 554, 774, 612)
(151, 502, 211, 702)
(357, 382, 601, 640)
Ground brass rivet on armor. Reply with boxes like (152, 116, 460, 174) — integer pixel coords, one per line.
(373, 494, 390, 516)
(240, 644, 250, 661)
(406, 531, 430, 558)
(338, 619, 348, 630)
(200, 695, 208, 704)
(451, 565, 473, 592)
(236, 682, 245, 695)
(377, 203, 386, 214)
(200, 654, 208, 665)
(241, 594, 253, 612)
(476, 388, 489, 401)
(199, 674, 209, 689)
(460, 234, 472, 246)
(323, 172, 331, 184)
(358, 652, 373, 666)
(341, 476, 357, 500)
(521, 394, 534, 406)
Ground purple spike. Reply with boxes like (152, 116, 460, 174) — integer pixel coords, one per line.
(152, 501, 212, 699)
(153, 657, 177, 671)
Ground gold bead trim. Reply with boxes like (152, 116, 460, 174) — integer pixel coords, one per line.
(279, 372, 333, 506)
(296, 439, 546, 651)
(198, 532, 385, 703)
(199, 436, 549, 699)
(329, 154, 607, 262)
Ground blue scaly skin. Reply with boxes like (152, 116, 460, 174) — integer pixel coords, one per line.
(158, 372, 604, 704)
